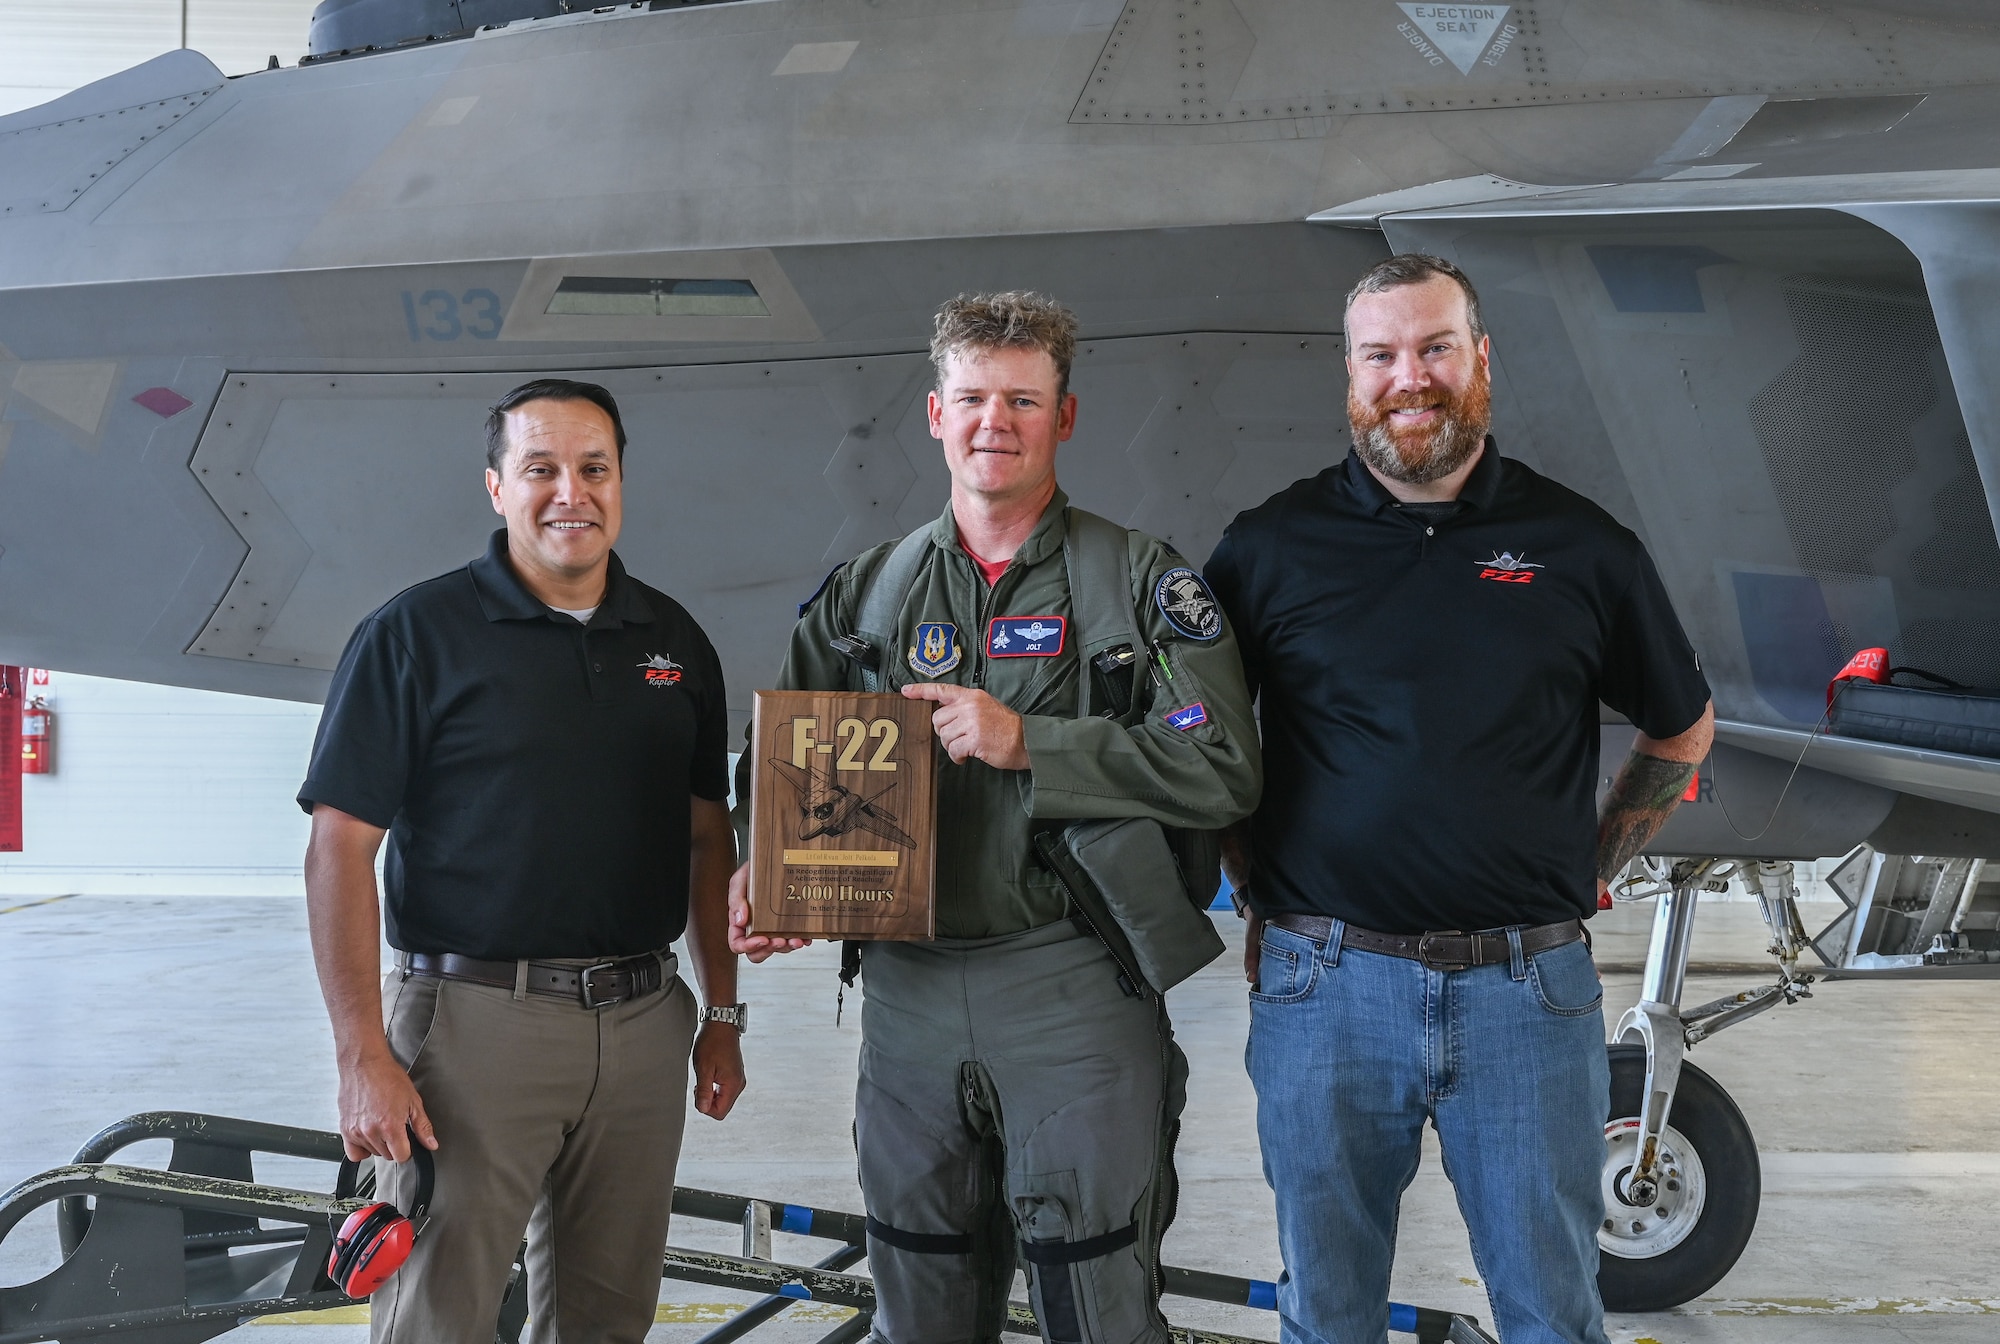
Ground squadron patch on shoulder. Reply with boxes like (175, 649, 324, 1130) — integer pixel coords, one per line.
(908, 622, 962, 677)
(1154, 568, 1222, 641)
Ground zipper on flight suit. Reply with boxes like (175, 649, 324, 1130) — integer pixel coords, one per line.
(968, 555, 1007, 690)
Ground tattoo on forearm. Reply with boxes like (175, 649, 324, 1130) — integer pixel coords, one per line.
(1219, 820, 1255, 892)
(1596, 750, 1699, 885)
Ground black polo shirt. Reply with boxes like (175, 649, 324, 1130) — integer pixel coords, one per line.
(1206, 443, 1710, 934)
(298, 529, 730, 959)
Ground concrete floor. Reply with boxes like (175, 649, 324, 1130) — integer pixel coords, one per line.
(2, 893, 1997, 1343)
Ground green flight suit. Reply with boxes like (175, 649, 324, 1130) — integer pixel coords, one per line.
(743, 489, 1261, 1344)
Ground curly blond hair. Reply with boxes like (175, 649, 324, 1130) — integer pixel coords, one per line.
(929, 291, 1079, 398)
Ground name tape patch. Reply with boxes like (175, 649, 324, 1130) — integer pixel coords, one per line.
(987, 616, 1067, 657)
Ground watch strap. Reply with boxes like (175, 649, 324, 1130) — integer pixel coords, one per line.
(701, 1002, 749, 1034)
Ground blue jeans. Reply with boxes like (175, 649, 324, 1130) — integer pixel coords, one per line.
(1246, 920, 1611, 1344)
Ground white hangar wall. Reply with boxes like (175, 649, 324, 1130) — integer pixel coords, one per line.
(0, 672, 321, 896)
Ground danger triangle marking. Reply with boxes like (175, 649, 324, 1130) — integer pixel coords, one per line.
(1396, 3, 1511, 76)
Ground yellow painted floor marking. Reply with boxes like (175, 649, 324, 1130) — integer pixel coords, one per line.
(1684, 1298, 2000, 1316)
(653, 1303, 857, 1323)
(0, 893, 76, 915)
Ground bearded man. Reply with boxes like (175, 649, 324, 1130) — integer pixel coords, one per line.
(1204, 254, 1714, 1344)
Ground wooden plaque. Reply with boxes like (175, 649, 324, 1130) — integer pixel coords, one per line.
(748, 690, 936, 940)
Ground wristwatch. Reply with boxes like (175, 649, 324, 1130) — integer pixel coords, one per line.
(701, 1003, 749, 1035)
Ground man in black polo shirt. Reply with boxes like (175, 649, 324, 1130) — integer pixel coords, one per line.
(1206, 255, 1714, 1344)
(299, 379, 746, 1344)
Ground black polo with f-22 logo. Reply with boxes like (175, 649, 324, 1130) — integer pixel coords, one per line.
(298, 528, 730, 960)
(1205, 442, 1710, 934)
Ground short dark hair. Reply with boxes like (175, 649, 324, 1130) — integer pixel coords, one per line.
(485, 379, 628, 473)
(1343, 253, 1486, 345)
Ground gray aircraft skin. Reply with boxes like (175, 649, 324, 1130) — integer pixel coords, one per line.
(4, 0, 2000, 863)
(14, 1, 2000, 1315)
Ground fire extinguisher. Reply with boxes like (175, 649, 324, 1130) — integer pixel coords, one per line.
(21, 697, 50, 775)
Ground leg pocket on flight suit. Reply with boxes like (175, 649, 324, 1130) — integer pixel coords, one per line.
(1016, 1169, 1086, 1343)
(1015, 1169, 1159, 1344)
(1528, 941, 1604, 1018)
(383, 973, 443, 1073)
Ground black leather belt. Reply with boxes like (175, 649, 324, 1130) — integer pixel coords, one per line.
(1266, 914, 1582, 972)
(402, 951, 671, 1008)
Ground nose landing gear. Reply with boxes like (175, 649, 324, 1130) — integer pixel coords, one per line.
(1595, 857, 1797, 1312)
(1598, 1045, 1759, 1311)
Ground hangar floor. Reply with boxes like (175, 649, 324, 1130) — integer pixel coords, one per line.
(3, 893, 1995, 1343)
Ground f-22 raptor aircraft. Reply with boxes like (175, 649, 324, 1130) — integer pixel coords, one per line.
(7, 0, 2000, 1312)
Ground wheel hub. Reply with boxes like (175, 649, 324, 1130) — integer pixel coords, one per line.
(1600, 1117, 1708, 1258)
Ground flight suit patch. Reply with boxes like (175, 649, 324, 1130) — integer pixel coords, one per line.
(987, 616, 1066, 657)
(1155, 568, 1222, 641)
(907, 622, 961, 677)
(1164, 702, 1209, 731)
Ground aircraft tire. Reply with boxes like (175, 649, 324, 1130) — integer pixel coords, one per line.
(1596, 1043, 1760, 1313)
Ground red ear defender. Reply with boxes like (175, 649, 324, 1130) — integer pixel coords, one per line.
(327, 1132, 435, 1297)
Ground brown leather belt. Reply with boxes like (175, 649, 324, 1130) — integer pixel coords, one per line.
(1266, 914, 1582, 972)
(401, 950, 673, 1009)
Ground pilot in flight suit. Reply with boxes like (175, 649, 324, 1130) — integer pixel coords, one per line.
(736, 292, 1261, 1344)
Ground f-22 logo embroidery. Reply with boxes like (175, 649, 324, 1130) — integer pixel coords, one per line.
(638, 653, 683, 685)
(1477, 551, 1542, 585)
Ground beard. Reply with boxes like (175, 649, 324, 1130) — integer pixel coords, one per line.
(1348, 369, 1492, 485)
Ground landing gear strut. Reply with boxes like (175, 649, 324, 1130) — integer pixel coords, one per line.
(1597, 858, 1812, 1311)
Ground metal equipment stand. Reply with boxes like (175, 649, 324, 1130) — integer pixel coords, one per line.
(0, 1111, 1500, 1344)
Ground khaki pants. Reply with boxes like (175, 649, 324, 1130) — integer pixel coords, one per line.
(367, 960, 697, 1344)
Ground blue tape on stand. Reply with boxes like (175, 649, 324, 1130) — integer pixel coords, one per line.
(1247, 1279, 1277, 1310)
(1388, 1302, 1418, 1333)
(779, 1283, 811, 1300)
(780, 1204, 814, 1235)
